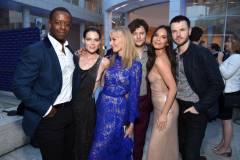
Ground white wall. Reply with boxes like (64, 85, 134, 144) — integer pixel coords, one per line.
(128, 3, 169, 27)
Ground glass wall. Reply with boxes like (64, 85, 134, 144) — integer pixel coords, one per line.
(0, 9, 22, 30)
(85, 0, 102, 14)
(186, 0, 240, 50)
(63, 0, 79, 6)
(62, 0, 102, 13)
(0, 7, 49, 32)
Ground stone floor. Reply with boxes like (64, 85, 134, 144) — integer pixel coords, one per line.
(0, 91, 240, 160)
(1, 118, 240, 160)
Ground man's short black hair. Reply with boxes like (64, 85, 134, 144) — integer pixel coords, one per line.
(211, 43, 221, 52)
(49, 7, 72, 21)
(190, 26, 203, 42)
(128, 18, 149, 33)
(170, 15, 190, 28)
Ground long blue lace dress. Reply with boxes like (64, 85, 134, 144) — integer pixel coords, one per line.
(89, 55, 142, 160)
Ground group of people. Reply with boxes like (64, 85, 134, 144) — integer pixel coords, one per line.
(12, 6, 240, 160)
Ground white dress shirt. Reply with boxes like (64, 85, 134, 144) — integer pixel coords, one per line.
(219, 54, 240, 93)
(44, 34, 75, 116)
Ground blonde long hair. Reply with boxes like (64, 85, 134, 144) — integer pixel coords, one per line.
(110, 26, 138, 68)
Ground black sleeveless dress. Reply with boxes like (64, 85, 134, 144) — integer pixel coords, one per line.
(72, 57, 101, 160)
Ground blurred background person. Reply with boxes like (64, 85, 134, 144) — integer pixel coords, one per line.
(189, 26, 203, 45)
(210, 43, 222, 60)
(213, 35, 240, 157)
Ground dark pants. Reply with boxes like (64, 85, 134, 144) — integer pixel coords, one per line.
(133, 95, 151, 160)
(177, 99, 208, 160)
(35, 102, 75, 160)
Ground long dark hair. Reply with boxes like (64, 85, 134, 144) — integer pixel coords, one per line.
(146, 25, 176, 79)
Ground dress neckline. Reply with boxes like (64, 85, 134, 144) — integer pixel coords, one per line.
(79, 56, 100, 71)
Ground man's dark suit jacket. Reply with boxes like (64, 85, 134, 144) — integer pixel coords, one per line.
(13, 37, 76, 139)
(179, 42, 225, 119)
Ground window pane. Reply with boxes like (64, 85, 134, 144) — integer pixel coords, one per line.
(190, 16, 225, 48)
(72, 0, 79, 6)
(63, 0, 71, 3)
(86, 0, 97, 12)
(227, 1, 240, 15)
(225, 16, 240, 40)
(186, 0, 226, 17)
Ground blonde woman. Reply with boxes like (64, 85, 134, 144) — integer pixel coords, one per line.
(89, 26, 142, 160)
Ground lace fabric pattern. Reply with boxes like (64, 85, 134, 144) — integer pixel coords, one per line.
(89, 55, 142, 160)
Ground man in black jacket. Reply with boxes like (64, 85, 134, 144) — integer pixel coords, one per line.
(170, 15, 224, 160)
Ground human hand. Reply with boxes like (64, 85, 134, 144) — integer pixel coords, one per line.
(217, 52, 224, 64)
(184, 106, 199, 114)
(124, 123, 134, 138)
(46, 107, 58, 118)
(157, 113, 167, 131)
(75, 48, 87, 56)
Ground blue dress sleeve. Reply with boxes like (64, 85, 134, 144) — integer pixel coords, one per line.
(127, 61, 142, 123)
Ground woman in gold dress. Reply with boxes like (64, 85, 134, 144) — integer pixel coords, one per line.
(146, 25, 179, 160)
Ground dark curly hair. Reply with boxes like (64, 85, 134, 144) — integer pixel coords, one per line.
(128, 18, 149, 34)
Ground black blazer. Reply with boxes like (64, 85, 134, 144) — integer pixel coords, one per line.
(181, 43, 224, 119)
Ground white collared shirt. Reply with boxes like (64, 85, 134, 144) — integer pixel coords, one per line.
(219, 54, 240, 93)
(44, 34, 75, 116)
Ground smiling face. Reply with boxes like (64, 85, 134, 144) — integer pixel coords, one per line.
(171, 20, 191, 47)
(152, 28, 169, 50)
(110, 31, 124, 55)
(49, 11, 71, 43)
(83, 31, 100, 54)
(132, 26, 147, 47)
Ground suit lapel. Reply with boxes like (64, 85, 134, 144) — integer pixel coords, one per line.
(43, 37, 62, 84)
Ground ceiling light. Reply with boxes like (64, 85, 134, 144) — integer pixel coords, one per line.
(113, 4, 128, 11)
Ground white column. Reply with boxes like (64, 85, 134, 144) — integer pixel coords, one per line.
(169, 0, 182, 21)
(181, 0, 187, 16)
(79, 0, 85, 8)
(96, 0, 101, 14)
(79, 0, 86, 48)
(104, 11, 112, 49)
(22, 7, 30, 28)
(80, 23, 86, 48)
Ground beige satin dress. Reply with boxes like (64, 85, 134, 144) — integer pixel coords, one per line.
(147, 68, 179, 160)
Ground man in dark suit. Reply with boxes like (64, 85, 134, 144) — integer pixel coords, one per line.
(13, 7, 76, 160)
(170, 15, 224, 160)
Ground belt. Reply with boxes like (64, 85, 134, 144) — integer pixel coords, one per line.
(53, 101, 70, 108)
